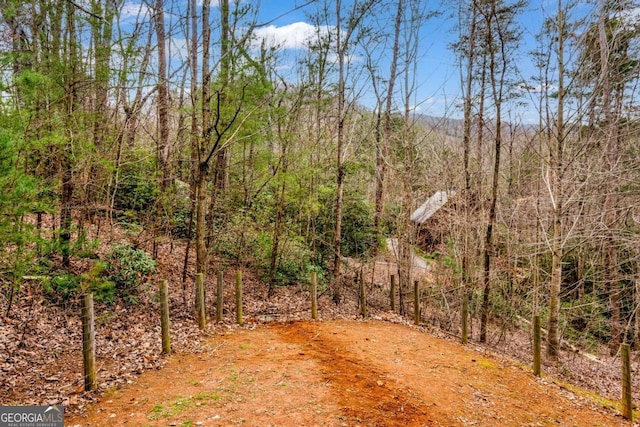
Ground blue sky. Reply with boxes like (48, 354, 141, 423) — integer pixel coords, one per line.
(248, 0, 556, 122)
(246, 1, 635, 124)
(252, 0, 463, 118)
(117, 0, 619, 123)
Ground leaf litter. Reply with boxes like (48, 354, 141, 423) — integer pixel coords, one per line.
(0, 223, 638, 426)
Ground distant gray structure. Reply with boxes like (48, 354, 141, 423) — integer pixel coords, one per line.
(411, 190, 456, 224)
(411, 190, 456, 251)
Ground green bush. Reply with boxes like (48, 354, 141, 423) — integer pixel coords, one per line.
(563, 294, 610, 349)
(212, 211, 261, 262)
(104, 244, 156, 297)
(211, 211, 315, 286)
(113, 153, 159, 216)
(271, 234, 313, 286)
(315, 187, 377, 262)
(171, 207, 192, 239)
(342, 195, 377, 257)
(45, 273, 81, 301)
(72, 228, 100, 259)
(115, 179, 158, 213)
(90, 280, 117, 304)
(45, 264, 116, 304)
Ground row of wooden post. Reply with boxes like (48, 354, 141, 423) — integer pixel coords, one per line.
(194, 271, 244, 330)
(358, 273, 420, 325)
(82, 270, 634, 422)
(530, 314, 633, 421)
(372, 275, 634, 422)
(82, 269, 246, 391)
(80, 270, 406, 391)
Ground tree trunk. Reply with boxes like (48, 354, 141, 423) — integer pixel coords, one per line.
(597, 0, 622, 353)
(61, 0, 78, 268)
(635, 275, 640, 350)
(153, 0, 170, 258)
(195, 165, 208, 277)
(547, 0, 566, 360)
(154, 0, 170, 191)
(195, 0, 211, 278)
(89, 0, 114, 214)
(374, 0, 403, 256)
(460, 0, 478, 342)
(183, 0, 199, 285)
(333, 0, 345, 277)
(269, 178, 286, 294)
(214, 0, 231, 195)
(331, 0, 375, 276)
(480, 7, 502, 344)
(547, 212, 563, 358)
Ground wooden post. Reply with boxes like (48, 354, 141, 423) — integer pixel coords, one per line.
(413, 280, 420, 325)
(82, 293, 96, 391)
(621, 343, 633, 421)
(235, 270, 243, 325)
(533, 314, 541, 377)
(160, 280, 171, 355)
(461, 291, 469, 344)
(194, 272, 201, 317)
(195, 273, 206, 329)
(216, 270, 224, 323)
(311, 270, 318, 320)
(359, 269, 367, 318)
(390, 274, 396, 312)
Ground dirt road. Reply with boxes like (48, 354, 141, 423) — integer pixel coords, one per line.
(66, 320, 629, 427)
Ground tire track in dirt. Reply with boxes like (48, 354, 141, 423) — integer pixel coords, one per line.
(66, 320, 628, 427)
(276, 321, 443, 427)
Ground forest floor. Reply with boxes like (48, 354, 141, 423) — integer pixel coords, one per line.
(1, 219, 639, 425)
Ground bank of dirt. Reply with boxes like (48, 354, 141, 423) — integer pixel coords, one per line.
(67, 319, 629, 427)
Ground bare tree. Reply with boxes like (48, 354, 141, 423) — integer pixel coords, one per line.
(332, 0, 378, 276)
(477, 0, 525, 343)
(181, 0, 200, 284)
(545, 0, 569, 360)
(453, 0, 480, 341)
(393, 0, 431, 314)
(373, 0, 403, 256)
(194, 0, 213, 279)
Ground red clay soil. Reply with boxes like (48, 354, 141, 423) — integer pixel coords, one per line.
(66, 320, 630, 427)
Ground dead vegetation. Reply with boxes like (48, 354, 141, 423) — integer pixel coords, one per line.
(0, 220, 639, 422)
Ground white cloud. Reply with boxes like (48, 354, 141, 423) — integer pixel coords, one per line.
(121, 1, 150, 19)
(252, 22, 333, 51)
(618, 4, 640, 31)
(169, 38, 189, 61)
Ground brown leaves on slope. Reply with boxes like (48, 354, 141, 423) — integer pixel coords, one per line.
(1, 223, 638, 420)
